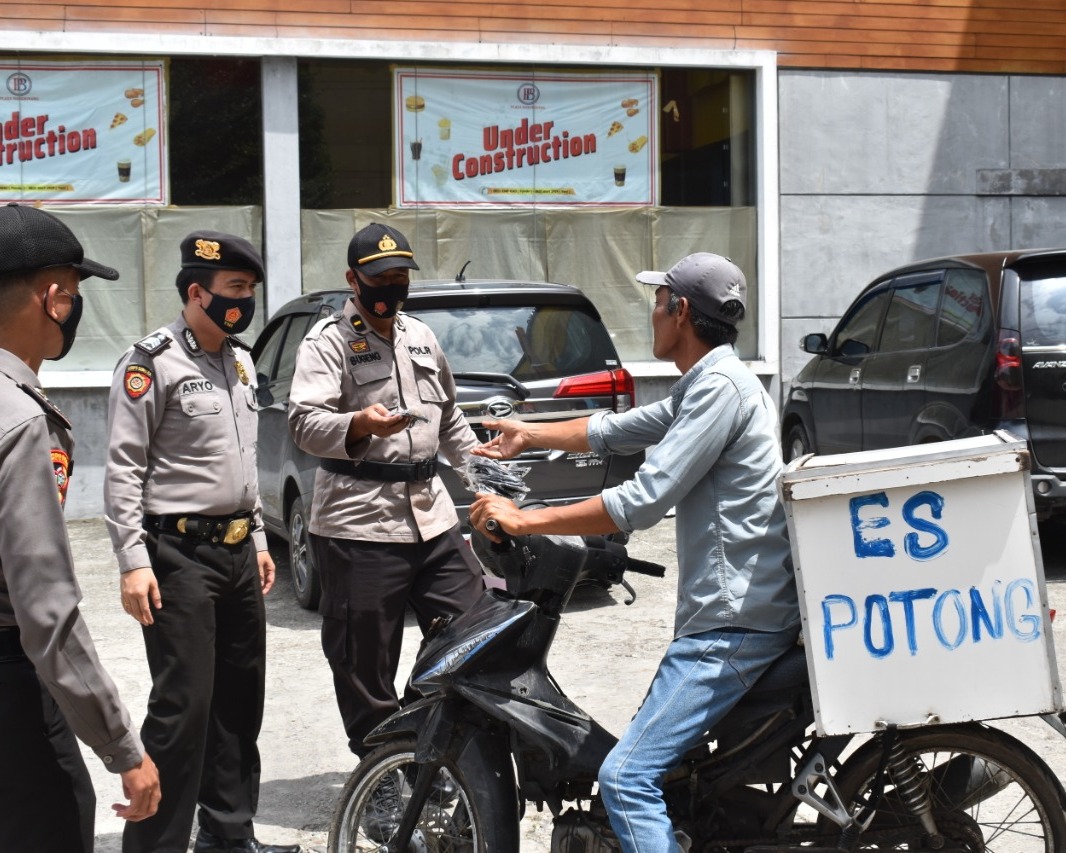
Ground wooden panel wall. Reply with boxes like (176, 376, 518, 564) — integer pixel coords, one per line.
(1, 0, 1064, 75)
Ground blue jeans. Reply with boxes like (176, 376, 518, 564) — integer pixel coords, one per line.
(598, 626, 799, 853)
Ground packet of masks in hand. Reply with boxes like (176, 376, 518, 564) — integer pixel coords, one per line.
(389, 406, 430, 425)
(462, 456, 531, 500)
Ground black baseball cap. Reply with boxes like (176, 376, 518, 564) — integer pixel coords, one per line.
(0, 203, 119, 281)
(636, 252, 747, 325)
(180, 230, 265, 283)
(348, 222, 419, 276)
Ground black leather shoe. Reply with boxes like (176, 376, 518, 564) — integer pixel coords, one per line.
(194, 828, 301, 853)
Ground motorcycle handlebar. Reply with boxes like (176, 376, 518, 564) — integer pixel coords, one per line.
(625, 557, 667, 578)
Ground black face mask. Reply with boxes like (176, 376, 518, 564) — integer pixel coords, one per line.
(356, 279, 409, 319)
(202, 289, 256, 335)
(46, 289, 83, 361)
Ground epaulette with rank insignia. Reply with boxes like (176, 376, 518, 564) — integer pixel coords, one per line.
(134, 331, 172, 357)
(17, 383, 72, 430)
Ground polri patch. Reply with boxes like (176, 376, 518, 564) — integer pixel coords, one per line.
(124, 364, 154, 400)
(350, 339, 370, 354)
(51, 448, 70, 505)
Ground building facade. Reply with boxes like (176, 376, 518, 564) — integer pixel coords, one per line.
(2, 0, 1064, 516)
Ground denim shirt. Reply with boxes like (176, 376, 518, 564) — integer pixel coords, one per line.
(587, 345, 799, 638)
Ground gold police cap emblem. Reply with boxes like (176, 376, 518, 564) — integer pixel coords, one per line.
(378, 234, 398, 252)
(195, 239, 222, 262)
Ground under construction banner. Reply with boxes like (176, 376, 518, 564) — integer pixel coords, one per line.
(0, 59, 167, 205)
(394, 68, 658, 207)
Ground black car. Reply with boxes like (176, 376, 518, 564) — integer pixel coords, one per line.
(252, 277, 643, 607)
(781, 249, 1066, 521)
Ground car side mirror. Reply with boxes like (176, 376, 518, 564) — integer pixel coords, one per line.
(838, 338, 871, 358)
(801, 333, 828, 354)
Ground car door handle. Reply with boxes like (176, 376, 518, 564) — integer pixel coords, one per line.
(906, 365, 922, 384)
(849, 368, 861, 386)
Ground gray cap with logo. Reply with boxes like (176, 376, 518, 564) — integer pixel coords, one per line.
(636, 252, 746, 325)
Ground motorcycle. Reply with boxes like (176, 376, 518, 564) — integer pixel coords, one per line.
(327, 522, 1066, 852)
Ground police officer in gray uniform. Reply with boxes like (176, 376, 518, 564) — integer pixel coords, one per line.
(104, 232, 299, 853)
(0, 203, 160, 853)
(288, 223, 483, 760)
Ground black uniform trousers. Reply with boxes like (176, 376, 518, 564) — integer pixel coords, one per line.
(310, 525, 483, 756)
(0, 653, 96, 853)
(123, 531, 266, 853)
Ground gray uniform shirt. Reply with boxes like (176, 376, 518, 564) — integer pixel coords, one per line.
(104, 317, 268, 574)
(0, 349, 144, 772)
(288, 297, 478, 542)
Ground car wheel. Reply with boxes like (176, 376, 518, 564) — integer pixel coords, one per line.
(784, 422, 813, 463)
(288, 495, 321, 610)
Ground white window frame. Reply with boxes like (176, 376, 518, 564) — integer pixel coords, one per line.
(1, 30, 780, 385)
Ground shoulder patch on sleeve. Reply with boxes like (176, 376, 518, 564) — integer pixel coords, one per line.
(123, 364, 154, 400)
(134, 331, 172, 356)
(16, 383, 72, 430)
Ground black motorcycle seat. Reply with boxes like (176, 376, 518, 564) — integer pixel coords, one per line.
(745, 644, 809, 698)
(704, 645, 811, 746)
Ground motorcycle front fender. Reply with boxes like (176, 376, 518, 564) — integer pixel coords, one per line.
(362, 695, 522, 847)
(362, 696, 439, 749)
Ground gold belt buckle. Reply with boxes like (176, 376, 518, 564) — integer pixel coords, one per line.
(223, 518, 251, 545)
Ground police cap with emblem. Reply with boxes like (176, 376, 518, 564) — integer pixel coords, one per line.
(0, 203, 119, 281)
(348, 222, 419, 276)
(636, 252, 746, 326)
(179, 230, 265, 283)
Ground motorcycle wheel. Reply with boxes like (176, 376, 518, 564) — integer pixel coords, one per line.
(327, 736, 512, 852)
(819, 723, 1066, 851)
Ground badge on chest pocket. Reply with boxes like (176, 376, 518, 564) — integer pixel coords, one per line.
(348, 345, 393, 385)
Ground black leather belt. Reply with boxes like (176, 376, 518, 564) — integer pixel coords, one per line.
(321, 457, 438, 483)
(0, 626, 25, 660)
(143, 512, 254, 545)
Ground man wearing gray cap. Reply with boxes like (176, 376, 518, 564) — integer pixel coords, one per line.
(0, 203, 160, 852)
(104, 231, 299, 853)
(470, 253, 799, 853)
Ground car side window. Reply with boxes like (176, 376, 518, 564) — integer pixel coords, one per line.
(831, 289, 891, 358)
(277, 314, 315, 381)
(879, 280, 939, 354)
(937, 269, 988, 347)
(1019, 272, 1066, 347)
(252, 316, 288, 381)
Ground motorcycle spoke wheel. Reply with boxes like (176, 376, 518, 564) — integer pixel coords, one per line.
(328, 739, 480, 853)
(820, 725, 1066, 851)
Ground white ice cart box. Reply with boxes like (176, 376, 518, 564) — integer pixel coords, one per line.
(781, 431, 1062, 736)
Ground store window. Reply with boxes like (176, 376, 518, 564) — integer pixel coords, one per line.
(296, 60, 759, 363)
(169, 58, 264, 206)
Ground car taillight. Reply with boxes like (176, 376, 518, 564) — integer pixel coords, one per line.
(993, 329, 1024, 418)
(554, 368, 635, 413)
